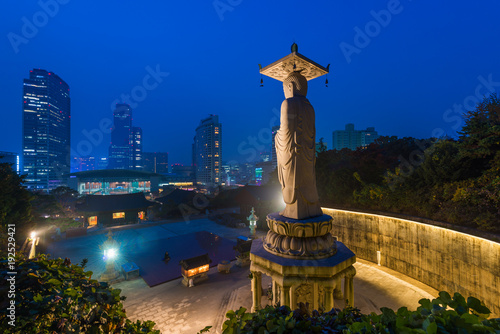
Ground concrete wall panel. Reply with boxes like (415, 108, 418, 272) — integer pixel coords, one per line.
(323, 208, 500, 316)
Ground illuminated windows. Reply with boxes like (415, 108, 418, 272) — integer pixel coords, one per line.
(113, 212, 125, 219)
(88, 216, 97, 226)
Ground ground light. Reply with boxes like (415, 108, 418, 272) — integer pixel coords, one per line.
(28, 231, 38, 259)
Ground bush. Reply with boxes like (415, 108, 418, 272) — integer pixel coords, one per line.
(203, 292, 500, 334)
(0, 254, 159, 333)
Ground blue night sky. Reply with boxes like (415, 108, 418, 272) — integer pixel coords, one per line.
(1, 1, 499, 165)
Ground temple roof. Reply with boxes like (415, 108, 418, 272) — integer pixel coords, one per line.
(76, 192, 155, 213)
(156, 188, 196, 205)
(179, 253, 212, 270)
(69, 169, 165, 180)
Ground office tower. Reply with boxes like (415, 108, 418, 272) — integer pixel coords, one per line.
(22, 69, 70, 192)
(332, 123, 379, 150)
(131, 127, 143, 170)
(0, 151, 20, 174)
(108, 104, 132, 169)
(193, 115, 222, 189)
(271, 125, 279, 169)
(143, 152, 169, 174)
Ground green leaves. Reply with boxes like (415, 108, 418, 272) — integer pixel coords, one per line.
(33, 293, 43, 303)
(210, 292, 500, 334)
(0, 254, 160, 333)
(47, 278, 62, 286)
(467, 296, 491, 316)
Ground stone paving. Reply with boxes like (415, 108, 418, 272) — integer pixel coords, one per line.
(47, 217, 439, 334)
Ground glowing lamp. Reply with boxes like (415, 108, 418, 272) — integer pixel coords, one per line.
(104, 248, 117, 260)
(179, 254, 212, 286)
(30, 231, 36, 240)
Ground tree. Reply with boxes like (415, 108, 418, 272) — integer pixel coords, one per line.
(316, 137, 327, 155)
(51, 186, 80, 215)
(459, 93, 500, 174)
(0, 162, 33, 245)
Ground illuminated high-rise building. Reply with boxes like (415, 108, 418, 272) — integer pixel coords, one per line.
(131, 127, 143, 170)
(108, 104, 132, 169)
(22, 69, 71, 192)
(108, 105, 144, 170)
(193, 115, 222, 190)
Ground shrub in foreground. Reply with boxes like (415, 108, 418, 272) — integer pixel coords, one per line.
(0, 254, 159, 333)
(202, 291, 500, 333)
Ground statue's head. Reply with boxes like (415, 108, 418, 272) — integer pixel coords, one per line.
(283, 71, 308, 98)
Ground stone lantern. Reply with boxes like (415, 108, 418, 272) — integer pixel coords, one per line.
(99, 231, 121, 282)
(247, 207, 258, 237)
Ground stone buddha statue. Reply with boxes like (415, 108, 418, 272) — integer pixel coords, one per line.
(276, 71, 323, 220)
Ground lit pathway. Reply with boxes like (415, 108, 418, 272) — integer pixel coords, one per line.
(48, 218, 439, 334)
(115, 258, 438, 334)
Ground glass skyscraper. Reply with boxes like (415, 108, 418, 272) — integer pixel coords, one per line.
(108, 104, 142, 170)
(108, 104, 132, 170)
(22, 69, 71, 192)
(193, 114, 222, 190)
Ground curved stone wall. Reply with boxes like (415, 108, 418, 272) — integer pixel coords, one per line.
(322, 208, 500, 316)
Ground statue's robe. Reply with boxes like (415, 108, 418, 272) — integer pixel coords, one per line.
(276, 95, 323, 219)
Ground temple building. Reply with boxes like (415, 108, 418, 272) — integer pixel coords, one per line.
(76, 192, 154, 226)
(68, 169, 164, 195)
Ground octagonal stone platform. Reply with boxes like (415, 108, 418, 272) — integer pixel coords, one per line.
(250, 236, 356, 312)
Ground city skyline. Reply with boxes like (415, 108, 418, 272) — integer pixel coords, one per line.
(1, 1, 500, 165)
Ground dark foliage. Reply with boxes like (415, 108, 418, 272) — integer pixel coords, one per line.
(316, 94, 500, 232)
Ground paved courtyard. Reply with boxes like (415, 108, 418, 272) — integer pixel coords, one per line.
(47, 217, 438, 334)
